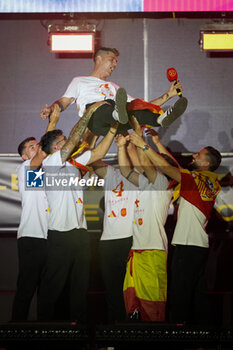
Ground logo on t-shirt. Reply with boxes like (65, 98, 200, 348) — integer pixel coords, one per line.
(26, 169, 45, 188)
(99, 83, 114, 98)
(108, 210, 117, 218)
(121, 208, 127, 217)
(138, 218, 143, 226)
(76, 198, 83, 204)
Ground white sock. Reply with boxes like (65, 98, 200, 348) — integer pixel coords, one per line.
(157, 106, 173, 125)
(157, 111, 167, 126)
(112, 109, 119, 121)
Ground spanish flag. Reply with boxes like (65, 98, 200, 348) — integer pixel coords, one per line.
(127, 98, 163, 114)
(173, 169, 221, 220)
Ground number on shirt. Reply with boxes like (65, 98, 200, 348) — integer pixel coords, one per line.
(112, 181, 124, 197)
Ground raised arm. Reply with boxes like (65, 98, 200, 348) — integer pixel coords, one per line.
(129, 131, 182, 183)
(149, 80, 183, 107)
(136, 146, 157, 184)
(87, 123, 118, 165)
(126, 142, 144, 175)
(129, 115, 157, 184)
(145, 128, 180, 168)
(46, 103, 62, 132)
(60, 101, 109, 163)
(40, 96, 75, 121)
(86, 131, 108, 179)
(82, 129, 100, 150)
(90, 159, 108, 179)
(32, 104, 63, 167)
(116, 134, 139, 187)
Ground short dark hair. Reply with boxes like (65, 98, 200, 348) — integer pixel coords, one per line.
(18, 137, 36, 156)
(93, 47, 120, 62)
(205, 146, 222, 171)
(39, 129, 63, 155)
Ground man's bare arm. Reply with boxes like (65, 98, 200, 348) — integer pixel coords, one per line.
(116, 135, 139, 187)
(126, 142, 143, 175)
(46, 104, 61, 132)
(60, 101, 109, 163)
(32, 104, 63, 168)
(40, 97, 74, 120)
(84, 131, 108, 178)
(87, 123, 118, 165)
(145, 129, 180, 168)
(130, 132, 182, 183)
(149, 81, 183, 107)
(82, 129, 100, 150)
(137, 147, 157, 184)
(129, 115, 156, 183)
(90, 159, 108, 179)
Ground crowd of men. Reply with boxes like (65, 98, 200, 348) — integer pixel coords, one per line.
(12, 47, 221, 326)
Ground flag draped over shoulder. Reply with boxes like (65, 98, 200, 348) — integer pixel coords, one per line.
(173, 169, 221, 220)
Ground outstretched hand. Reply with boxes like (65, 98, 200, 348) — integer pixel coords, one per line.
(129, 132, 145, 149)
(40, 104, 52, 120)
(145, 128, 160, 145)
(129, 115, 143, 136)
(126, 140, 137, 153)
(167, 80, 183, 98)
(115, 134, 129, 148)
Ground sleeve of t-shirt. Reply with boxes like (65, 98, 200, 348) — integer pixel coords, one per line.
(43, 150, 91, 169)
(138, 173, 149, 190)
(17, 160, 31, 194)
(43, 150, 64, 168)
(74, 150, 91, 166)
(62, 77, 79, 105)
(151, 171, 169, 191)
(105, 165, 113, 178)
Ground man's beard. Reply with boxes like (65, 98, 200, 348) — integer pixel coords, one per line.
(188, 160, 198, 170)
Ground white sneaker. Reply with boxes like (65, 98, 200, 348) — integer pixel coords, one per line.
(158, 97, 188, 127)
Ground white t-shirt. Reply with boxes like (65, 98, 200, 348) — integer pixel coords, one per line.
(101, 166, 138, 241)
(63, 76, 134, 118)
(132, 171, 172, 251)
(17, 159, 49, 239)
(171, 197, 209, 248)
(42, 150, 91, 232)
